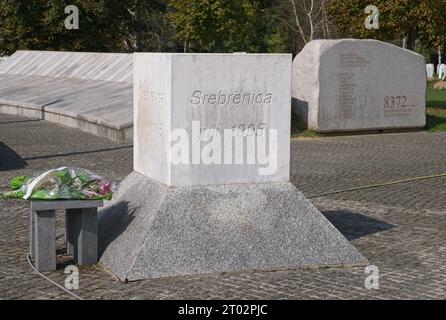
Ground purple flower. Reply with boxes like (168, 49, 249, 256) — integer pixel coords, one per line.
(99, 181, 113, 195)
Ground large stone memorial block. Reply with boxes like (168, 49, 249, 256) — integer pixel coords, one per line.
(134, 53, 291, 186)
(292, 39, 426, 132)
(99, 53, 367, 281)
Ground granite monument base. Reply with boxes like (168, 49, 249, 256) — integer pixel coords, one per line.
(99, 172, 367, 281)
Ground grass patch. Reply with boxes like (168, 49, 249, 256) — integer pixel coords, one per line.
(290, 111, 321, 138)
(426, 107, 446, 132)
(427, 80, 446, 108)
(426, 81, 446, 131)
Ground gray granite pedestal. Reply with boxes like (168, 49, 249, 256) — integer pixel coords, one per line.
(98, 172, 368, 281)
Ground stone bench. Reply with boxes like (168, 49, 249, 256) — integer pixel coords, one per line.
(29, 200, 103, 272)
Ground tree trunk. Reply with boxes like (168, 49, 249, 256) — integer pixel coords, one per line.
(214, 38, 224, 53)
(406, 29, 418, 51)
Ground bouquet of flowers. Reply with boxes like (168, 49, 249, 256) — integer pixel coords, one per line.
(0, 167, 117, 201)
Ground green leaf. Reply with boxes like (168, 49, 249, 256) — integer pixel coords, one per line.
(55, 169, 72, 184)
(29, 190, 50, 200)
(10, 176, 29, 190)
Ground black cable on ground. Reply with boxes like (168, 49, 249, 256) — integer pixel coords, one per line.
(307, 173, 446, 199)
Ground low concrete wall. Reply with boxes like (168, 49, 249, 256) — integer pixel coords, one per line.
(0, 51, 132, 83)
(0, 104, 42, 119)
(0, 103, 133, 143)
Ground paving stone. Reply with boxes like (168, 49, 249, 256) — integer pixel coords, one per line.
(0, 113, 445, 299)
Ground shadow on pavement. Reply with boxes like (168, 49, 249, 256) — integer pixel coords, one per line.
(0, 142, 27, 171)
(426, 112, 446, 131)
(322, 210, 396, 240)
(0, 119, 41, 125)
(97, 201, 136, 258)
(22, 145, 133, 161)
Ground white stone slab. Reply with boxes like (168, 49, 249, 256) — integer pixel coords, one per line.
(438, 64, 446, 80)
(0, 51, 133, 83)
(426, 64, 434, 79)
(134, 53, 292, 187)
(292, 39, 426, 132)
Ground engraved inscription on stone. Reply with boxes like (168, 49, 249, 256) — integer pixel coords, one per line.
(336, 53, 370, 119)
(337, 72, 357, 119)
(138, 79, 165, 137)
(339, 53, 371, 68)
(189, 90, 270, 140)
(190, 90, 272, 106)
(383, 95, 416, 117)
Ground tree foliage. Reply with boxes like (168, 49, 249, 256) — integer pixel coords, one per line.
(0, 0, 331, 55)
(327, 0, 446, 51)
(0, 0, 176, 55)
(115, 0, 177, 52)
(270, 0, 332, 54)
(0, 0, 48, 54)
(168, 0, 276, 52)
(0, 0, 129, 54)
(0, 0, 443, 56)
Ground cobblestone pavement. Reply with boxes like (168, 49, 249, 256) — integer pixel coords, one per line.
(0, 113, 445, 300)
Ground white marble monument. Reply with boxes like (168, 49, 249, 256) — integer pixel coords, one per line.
(134, 53, 291, 186)
(99, 53, 367, 281)
(292, 39, 426, 132)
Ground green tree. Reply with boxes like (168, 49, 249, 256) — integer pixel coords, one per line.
(327, 0, 446, 51)
(0, 0, 126, 54)
(168, 0, 277, 53)
(113, 0, 177, 52)
(0, 0, 48, 55)
(270, 0, 333, 55)
(44, 0, 126, 52)
(0, 0, 177, 55)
